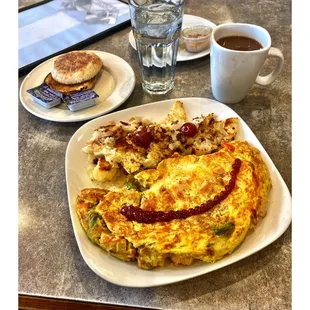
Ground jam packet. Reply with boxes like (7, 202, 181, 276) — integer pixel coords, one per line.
(63, 90, 99, 112)
(27, 83, 63, 109)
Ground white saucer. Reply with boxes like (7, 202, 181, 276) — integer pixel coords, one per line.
(19, 51, 135, 122)
(128, 14, 217, 62)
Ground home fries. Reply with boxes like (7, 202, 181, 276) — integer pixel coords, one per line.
(82, 101, 238, 186)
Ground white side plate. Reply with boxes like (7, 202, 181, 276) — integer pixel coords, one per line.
(65, 97, 291, 287)
(129, 15, 217, 62)
(19, 51, 135, 122)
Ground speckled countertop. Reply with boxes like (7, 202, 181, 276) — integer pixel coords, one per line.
(18, 0, 292, 309)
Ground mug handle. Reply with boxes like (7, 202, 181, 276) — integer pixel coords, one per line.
(255, 47, 284, 86)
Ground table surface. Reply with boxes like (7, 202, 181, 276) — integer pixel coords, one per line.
(18, 0, 292, 309)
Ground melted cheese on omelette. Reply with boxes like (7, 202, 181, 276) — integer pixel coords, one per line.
(76, 141, 272, 269)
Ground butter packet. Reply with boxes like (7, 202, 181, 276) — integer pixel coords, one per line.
(63, 90, 99, 112)
(27, 83, 63, 109)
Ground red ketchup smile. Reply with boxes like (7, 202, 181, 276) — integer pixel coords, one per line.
(120, 158, 242, 224)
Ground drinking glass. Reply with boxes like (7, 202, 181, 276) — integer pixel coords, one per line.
(129, 0, 185, 94)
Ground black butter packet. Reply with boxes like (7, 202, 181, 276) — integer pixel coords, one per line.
(27, 83, 63, 109)
(63, 90, 99, 112)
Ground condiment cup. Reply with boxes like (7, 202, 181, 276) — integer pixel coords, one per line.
(210, 23, 284, 104)
(181, 25, 213, 53)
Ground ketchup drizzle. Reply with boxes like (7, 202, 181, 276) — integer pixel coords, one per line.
(120, 158, 242, 224)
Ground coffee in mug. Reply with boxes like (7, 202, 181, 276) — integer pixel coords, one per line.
(216, 35, 263, 51)
(210, 23, 284, 104)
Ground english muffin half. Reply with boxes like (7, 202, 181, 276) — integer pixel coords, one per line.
(51, 51, 103, 85)
(44, 73, 97, 95)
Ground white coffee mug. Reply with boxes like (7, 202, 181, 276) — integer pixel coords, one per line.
(210, 23, 284, 104)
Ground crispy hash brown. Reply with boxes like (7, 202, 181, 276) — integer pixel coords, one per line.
(76, 141, 272, 269)
(83, 101, 238, 185)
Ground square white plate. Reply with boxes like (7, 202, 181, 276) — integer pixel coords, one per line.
(65, 97, 292, 287)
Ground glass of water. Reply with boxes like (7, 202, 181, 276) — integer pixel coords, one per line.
(129, 0, 185, 94)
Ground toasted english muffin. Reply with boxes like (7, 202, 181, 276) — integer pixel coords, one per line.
(44, 73, 97, 95)
(51, 51, 103, 85)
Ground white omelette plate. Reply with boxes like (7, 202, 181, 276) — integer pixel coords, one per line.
(129, 14, 217, 62)
(65, 97, 291, 287)
(19, 51, 135, 122)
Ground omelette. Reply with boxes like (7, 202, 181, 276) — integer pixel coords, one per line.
(82, 101, 238, 185)
(76, 141, 272, 269)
